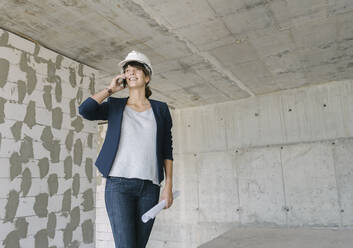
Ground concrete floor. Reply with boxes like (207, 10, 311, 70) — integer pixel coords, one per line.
(199, 226, 353, 248)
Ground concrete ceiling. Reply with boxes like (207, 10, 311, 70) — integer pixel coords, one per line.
(0, 0, 353, 109)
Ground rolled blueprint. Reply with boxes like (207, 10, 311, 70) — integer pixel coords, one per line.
(141, 190, 180, 223)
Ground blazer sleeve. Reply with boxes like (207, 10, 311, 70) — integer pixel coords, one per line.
(162, 103, 174, 161)
(78, 96, 110, 121)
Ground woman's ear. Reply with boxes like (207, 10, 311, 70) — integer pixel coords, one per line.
(145, 75, 150, 84)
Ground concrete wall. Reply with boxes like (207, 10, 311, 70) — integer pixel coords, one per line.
(0, 28, 97, 248)
(94, 79, 353, 247)
(146, 79, 353, 247)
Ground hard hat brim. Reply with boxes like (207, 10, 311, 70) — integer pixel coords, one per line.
(119, 59, 153, 75)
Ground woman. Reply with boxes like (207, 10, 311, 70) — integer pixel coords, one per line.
(78, 50, 174, 248)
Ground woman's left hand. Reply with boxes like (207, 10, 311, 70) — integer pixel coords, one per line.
(160, 185, 173, 209)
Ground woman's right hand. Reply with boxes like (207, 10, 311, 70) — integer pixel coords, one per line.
(108, 74, 126, 93)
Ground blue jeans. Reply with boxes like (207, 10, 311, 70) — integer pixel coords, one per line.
(105, 176, 161, 248)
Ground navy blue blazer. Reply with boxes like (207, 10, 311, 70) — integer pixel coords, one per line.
(78, 96, 173, 184)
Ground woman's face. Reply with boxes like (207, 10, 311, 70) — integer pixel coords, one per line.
(124, 64, 149, 87)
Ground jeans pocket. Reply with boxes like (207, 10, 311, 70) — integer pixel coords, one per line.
(108, 177, 139, 194)
(109, 177, 127, 184)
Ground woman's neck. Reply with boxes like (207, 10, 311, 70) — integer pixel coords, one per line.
(127, 95, 149, 106)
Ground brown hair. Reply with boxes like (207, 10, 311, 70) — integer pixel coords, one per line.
(123, 61, 152, 99)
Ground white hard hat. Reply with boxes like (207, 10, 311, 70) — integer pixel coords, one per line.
(118, 50, 153, 76)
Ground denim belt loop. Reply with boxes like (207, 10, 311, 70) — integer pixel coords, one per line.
(139, 180, 145, 194)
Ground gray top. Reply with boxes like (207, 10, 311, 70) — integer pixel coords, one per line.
(108, 105, 160, 186)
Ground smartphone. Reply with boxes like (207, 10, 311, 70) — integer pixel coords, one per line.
(116, 77, 127, 88)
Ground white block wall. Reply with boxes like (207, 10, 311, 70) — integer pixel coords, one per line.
(95, 124, 116, 248)
(0, 28, 98, 248)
